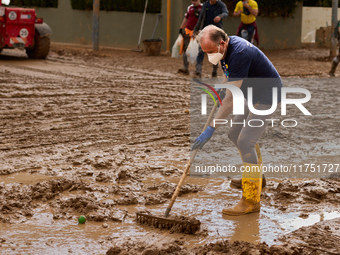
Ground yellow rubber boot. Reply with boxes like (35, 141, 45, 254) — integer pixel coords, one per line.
(223, 162, 263, 216)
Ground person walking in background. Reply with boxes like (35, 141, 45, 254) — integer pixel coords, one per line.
(178, 0, 203, 75)
(193, 0, 228, 78)
(233, 0, 259, 45)
(329, 20, 340, 76)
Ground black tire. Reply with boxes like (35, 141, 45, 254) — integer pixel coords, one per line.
(26, 33, 50, 59)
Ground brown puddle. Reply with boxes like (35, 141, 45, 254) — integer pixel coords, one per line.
(0, 172, 56, 185)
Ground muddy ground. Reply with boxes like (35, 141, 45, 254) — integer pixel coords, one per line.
(0, 44, 339, 254)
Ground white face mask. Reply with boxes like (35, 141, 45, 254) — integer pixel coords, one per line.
(207, 44, 224, 65)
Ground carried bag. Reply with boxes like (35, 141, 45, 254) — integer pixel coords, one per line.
(171, 34, 183, 58)
(186, 38, 199, 65)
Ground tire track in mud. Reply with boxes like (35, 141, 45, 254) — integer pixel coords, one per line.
(0, 53, 190, 175)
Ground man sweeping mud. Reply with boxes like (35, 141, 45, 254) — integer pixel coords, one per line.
(192, 25, 282, 216)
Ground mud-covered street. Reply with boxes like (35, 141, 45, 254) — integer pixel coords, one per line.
(0, 45, 340, 254)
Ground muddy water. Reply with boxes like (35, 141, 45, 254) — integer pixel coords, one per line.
(136, 176, 340, 246)
(1, 171, 340, 254)
(0, 172, 55, 185)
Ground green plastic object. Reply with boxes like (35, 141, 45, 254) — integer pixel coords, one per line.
(78, 215, 86, 224)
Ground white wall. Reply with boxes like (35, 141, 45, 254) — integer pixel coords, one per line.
(302, 7, 340, 43)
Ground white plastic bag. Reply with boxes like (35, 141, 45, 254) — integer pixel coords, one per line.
(171, 34, 183, 58)
(186, 38, 199, 65)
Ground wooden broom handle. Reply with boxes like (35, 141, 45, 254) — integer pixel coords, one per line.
(164, 104, 218, 217)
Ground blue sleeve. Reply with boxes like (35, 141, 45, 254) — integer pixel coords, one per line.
(219, 2, 229, 19)
(228, 52, 251, 79)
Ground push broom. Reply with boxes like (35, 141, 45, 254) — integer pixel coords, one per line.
(136, 101, 218, 234)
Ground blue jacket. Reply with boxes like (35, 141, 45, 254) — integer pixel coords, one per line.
(193, 0, 229, 33)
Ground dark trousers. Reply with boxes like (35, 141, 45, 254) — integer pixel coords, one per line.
(238, 24, 255, 43)
(182, 34, 191, 70)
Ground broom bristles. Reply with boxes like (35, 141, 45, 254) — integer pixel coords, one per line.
(136, 212, 200, 234)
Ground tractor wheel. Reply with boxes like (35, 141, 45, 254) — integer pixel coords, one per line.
(26, 33, 50, 59)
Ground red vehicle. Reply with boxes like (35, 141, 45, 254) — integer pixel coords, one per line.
(0, 2, 52, 58)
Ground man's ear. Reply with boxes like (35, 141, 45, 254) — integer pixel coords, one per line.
(220, 40, 227, 47)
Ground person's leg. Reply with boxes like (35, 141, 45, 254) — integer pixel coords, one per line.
(195, 45, 205, 77)
(329, 51, 340, 76)
(236, 23, 243, 38)
(178, 34, 190, 74)
(223, 103, 274, 216)
(212, 63, 218, 77)
(228, 100, 266, 188)
(237, 103, 273, 164)
(228, 99, 250, 155)
(246, 24, 255, 43)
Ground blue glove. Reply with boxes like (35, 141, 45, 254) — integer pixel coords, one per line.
(192, 126, 216, 150)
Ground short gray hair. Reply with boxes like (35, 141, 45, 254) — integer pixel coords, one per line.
(196, 25, 228, 46)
